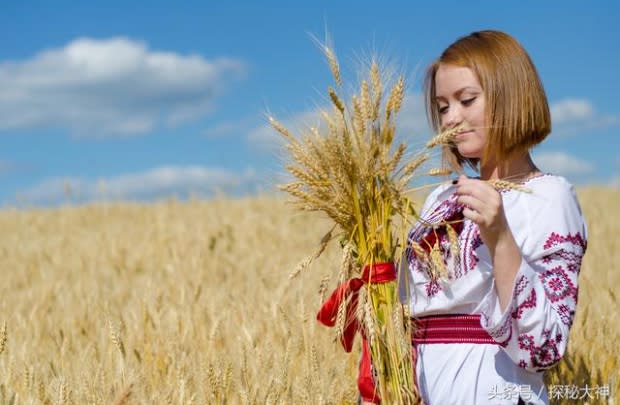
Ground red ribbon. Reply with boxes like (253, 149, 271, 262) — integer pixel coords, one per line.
(316, 262, 397, 351)
(316, 262, 397, 403)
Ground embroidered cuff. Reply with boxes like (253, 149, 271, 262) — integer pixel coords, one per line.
(479, 259, 537, 346)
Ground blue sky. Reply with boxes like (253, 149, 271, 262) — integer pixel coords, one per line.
(0, 1, 618, 207)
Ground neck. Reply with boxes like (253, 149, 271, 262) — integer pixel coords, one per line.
(479, 152, 539, 181)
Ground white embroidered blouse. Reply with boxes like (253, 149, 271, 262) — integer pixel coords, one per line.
(399, 174, 587, 405)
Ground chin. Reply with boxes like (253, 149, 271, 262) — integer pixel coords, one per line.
(457, 148, 483, 159)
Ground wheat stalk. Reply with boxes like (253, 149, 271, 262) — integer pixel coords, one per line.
(428, 168, 452, 176)
(323, 45, 342, 87)
(488, 179, 532, 193)
(108, 320, 126, 359)
(425, 124, 464, 148)
(0, 322, 6, 355)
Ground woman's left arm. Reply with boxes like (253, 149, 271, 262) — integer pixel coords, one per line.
(456, 175, 588, 372)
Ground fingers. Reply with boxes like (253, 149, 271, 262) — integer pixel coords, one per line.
(456, 194, 480, 211)
(454, 176, 502, 226)
(457, 194, 488, 225)
(462, 206, 482, 223)
(455, 176, 495, 196)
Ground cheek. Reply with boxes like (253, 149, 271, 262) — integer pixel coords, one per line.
(476, 104, 487, 126)
(439, 116, 447, 128)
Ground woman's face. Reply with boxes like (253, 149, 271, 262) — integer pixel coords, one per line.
(434, 64, 487, 159)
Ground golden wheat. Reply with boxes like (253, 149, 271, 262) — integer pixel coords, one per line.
(0, 188, 616, 403)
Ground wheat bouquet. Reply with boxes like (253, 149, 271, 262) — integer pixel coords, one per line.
(270, 44, 463, 403)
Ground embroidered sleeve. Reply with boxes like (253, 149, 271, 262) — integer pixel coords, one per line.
(479, 181, 587, 372)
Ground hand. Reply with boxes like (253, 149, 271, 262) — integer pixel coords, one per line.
(454, 175, 510, 252)
(455, 175, 523, 311)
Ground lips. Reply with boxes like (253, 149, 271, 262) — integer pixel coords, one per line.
(455, 130, 473, 139)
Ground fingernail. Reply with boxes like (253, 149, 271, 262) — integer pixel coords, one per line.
(451, 179, 458, 185)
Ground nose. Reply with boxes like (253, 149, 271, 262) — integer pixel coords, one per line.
(442, 105, 462, 130)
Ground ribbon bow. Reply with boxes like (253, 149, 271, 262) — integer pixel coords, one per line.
(316, 262, 397, 403)
(316, 262, 397, 351)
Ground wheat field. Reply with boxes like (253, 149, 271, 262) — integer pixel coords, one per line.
(0, 188, 617, 404)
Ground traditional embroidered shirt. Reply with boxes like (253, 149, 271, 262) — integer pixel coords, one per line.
(399, 174, 587, 405)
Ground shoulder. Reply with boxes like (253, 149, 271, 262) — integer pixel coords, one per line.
(525, 174, 582, 214)
(515, 174, 587, 254)
(529, 173, 574, 194)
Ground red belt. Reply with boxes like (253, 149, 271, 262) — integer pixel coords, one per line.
(412, 314, 499, 345)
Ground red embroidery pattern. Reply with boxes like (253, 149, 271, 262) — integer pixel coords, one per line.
(484, 312, 512, 347)
(556, 303, 574, 326)
(514, 275, 529, 297)
(540, 266, 577, 303)
(538, 232, 584, 328)
(543, 232, 586, 251)
(405, 190, 466, 297)
(512, 289, 537, 320)
(518, 329, 564, 370)
(413, 314, 499, 344)
(456, 221, 481, 279)
(543, 250, 582, 273)
(510, 231, 585, 370)
(406, 193, 461, 250)
(425, 278, 441, 297)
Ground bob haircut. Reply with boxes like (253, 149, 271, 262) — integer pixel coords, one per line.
(424, 30, 551, 171)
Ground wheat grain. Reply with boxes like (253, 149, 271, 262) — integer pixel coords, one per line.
(426, 125, 464, 148)
(269, 116, 296, 142)
(430, 244, 447, 280)
(370, 60, 382, 121)
(488, 179, 532, 193)
(427, 168, 452, 176)
(445, 223, 460, 269)
(0, 322, 6, 355)
(361, 80, 372, 121)
(108, 321, 126, 359)
(386, 76, 405, 118)
(328, 86, 345, 114)
(323, 46, 342, 87)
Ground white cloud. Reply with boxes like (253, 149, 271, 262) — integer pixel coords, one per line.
(551, 99, 594, 124)
(15, 166, 256, 204)
(533, 152, 594, 175)
(550, 98, 619, 135)
(0, 37, 245, 136)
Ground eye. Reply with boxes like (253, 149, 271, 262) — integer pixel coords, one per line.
(461, 97, 476, 106)
(438, 105, 449, 115)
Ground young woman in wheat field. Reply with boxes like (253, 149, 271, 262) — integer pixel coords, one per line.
(361, 30, 588, 404)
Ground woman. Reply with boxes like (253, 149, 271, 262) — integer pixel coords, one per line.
(391, 30, 587, 404)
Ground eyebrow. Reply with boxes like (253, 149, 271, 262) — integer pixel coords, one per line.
(435, 86, 482, 102)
